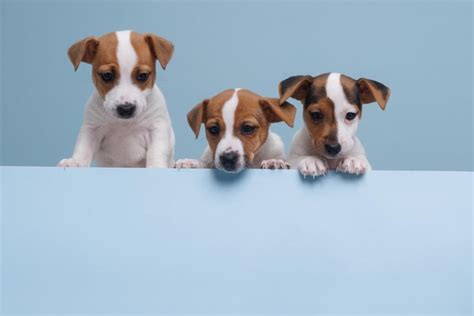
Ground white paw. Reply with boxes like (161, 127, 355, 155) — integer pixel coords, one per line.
(57, 158, 86, 168)
(174, 159, 202, 169)
(336, 156, 369, 175)
(260, 159, 291, 170)
(298, 157, 328, 178)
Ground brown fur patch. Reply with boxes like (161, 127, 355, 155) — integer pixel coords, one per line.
(304, 96, 338, 154)
(89, 32, 119, 98)
(130, 32, 157, 91)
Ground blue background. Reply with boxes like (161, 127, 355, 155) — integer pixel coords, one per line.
(1, 0, 472, 170)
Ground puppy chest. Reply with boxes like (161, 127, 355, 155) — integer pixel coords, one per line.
(98, 126, 150, 163)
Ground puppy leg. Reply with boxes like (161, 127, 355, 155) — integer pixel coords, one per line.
(259, 132, 291, 169)
(57, 125, 101, 168)
(291, 156, 329, 177)
(174, 146, 213, 169)
(287, 128, 328, 177)
(336, 137, 372, 175)
(337, 155, 372, 175)
(146, 122, 175, 168)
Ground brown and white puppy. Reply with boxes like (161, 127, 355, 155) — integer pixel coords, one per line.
(279, 73, 390, 177)
(58, 30, 175, 168)
(175, 89, 296, 173)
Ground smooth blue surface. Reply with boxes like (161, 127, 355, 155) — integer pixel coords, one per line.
(1, 1, 472, 170)
(1, 167, 472, 315)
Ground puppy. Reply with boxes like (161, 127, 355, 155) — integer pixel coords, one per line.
(279, 73, 390, 177)
(175, 88, 296, 173)
(58, 30, 175, 168)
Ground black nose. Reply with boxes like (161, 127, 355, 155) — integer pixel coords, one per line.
(219, 151, 239, 171)
(324, 143, 341, 156)
(116, 103, 136, 118)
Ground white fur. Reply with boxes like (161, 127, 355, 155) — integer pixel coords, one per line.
(58, 31, 175, 168)
(325, 73, 360, 158)
(288, 73, 371, 177)
(214, 88, 245, 171)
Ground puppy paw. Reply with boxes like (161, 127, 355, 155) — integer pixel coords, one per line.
(174, 159, 202, 169)
(298, 157, 328, 178)
(260, 159, 291, 170)
(57, 158, 86, 168)
(336, 156, 369, 175)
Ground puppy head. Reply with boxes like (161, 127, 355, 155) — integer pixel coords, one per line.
(187, 89, 296, 173)
(279, 73, 390, 159)
(68, 30, 174, 120)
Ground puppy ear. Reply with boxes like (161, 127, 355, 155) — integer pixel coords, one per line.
(278, 75, 313, 105)
(260, 98, 297, 127)
(356, 78, 391, 110)
(187, 99, 209, 138)
(144, 33, 174, 70)
(67, 36, 99, 71)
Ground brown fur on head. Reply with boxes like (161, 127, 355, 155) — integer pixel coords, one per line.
(187, 89, 296, 172)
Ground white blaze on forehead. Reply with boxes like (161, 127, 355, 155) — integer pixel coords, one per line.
(215, 88, 244, 164)
(116, 30, 137, 84)
(325, 73, 345, 110)
(222, 88, 241, 140)
(325, 72, 359, 155)
(104, 30, 147, 116)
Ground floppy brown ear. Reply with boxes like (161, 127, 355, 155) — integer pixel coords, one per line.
(260, 98, 297, 127)
(278, 75, 313, 105)
(144, 33, 174, 70)
(356, 78, 391, 110)
(67, 36, 99, 71)
(187, 99, 209, 138)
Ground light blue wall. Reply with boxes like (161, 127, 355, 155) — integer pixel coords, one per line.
(2, 168, 472, 314)
(1, 1, 472, 170)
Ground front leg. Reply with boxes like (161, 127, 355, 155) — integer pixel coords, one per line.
(290, 155, 329, 177)
(57, 124, 101, 168)
(174, 146, 213, 169)
(336, 155, 371, 175)
(258, 132, 290, 169)
(146, 125, 175, 168)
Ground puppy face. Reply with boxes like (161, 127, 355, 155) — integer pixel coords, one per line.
(188, 89, 296, 173)
(68, 30, 174, 120)
(279, 73, 390, 159)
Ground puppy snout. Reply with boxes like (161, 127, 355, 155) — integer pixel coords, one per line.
(324, 143, 341, 156)
(116, 103, 136, 119)
(219, 151, 239, 171)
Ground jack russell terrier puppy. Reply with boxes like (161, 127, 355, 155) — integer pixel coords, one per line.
(175, 89, 296, 173)
(279, 73, 390, 177)
(58, 30, 175, 168)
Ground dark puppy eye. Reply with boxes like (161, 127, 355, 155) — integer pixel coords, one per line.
(137, 72, 149, 82)
(345, 112, 357, 121)
(207, 125, 220, 135)
(241, 124, 256, 135)
(100, 71, 114, 83)
(310, 111, 323, 121)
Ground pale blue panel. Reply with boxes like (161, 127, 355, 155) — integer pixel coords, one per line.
(1, 1, 473, 170)
(1, 167, 472, 315)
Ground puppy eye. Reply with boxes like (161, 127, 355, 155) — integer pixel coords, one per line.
(345, 112, 357, 121)
(310, 111, 323, 121)
(207, 125, 220, 135)
(100, 71, 114, 83)
(137, 72, 150, 82)
(241, 124, 256, 135)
